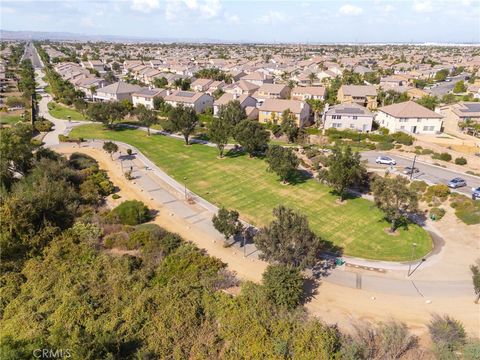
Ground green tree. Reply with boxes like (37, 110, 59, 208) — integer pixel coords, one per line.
(168, 105, 199, 145)
(153, 77, 168, 88)
(211, 207, 243, 244)
(266, 145, 299, 183)
(434, 69, 449, 82)
(136, 105, 158, 135)
(262, 264, 304, 310)
(428, 314, 466, 353)
(416, 95, 439, 111)
(218, 100, 247, 128)
(372, 175, 418, 232)
(0, 123, 37, 190)
(322, 145, 366, 201)
(254, 205, 325, 269)
(234, 120, 269, 157)
(209, 116, 231, 157)
(86, 102, 111, 126)
(453, 80, 467, 94)
(102, 141, 118, 160)
(280, 109, 299, 143)
(471, 259, 480, 303)
(307, 99, 324, 126)
(108, 200, 151, 225)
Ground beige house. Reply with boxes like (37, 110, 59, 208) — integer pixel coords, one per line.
(323, 103, 374, 132)
(132, 88, 166, 109)
(376, 101, 443, 134)
(213, 93, 257, 116)
(439, 102, 480, 133)
(240, 72, 273, 86)
(191, 78, 214, 92)
(338, 85, 377, 110)
(258, 99, 310, 126)
(291, 86, 326, 101)
(223, 80, 259, 96)
(164, 90, 214, 113)
(254, 83, 290, 100)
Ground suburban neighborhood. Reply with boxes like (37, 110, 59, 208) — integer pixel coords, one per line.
(0, 0, 479, 358)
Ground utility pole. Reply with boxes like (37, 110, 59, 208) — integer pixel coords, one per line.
(410, 155, 417, 180)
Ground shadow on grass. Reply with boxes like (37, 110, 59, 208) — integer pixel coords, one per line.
(329, 189, 361, 200)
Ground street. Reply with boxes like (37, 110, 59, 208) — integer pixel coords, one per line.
(362, 151, 480, 196)
(426, 74, 468, 96)
(22, 42, 43, 68)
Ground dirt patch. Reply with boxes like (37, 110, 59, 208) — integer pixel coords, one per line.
(383, 227, 400, 236)
(335, 199, 347, 205)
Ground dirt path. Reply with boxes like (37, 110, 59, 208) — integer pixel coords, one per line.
(55, 145, 480, 338)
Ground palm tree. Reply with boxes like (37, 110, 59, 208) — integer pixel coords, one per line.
(308, 99, 324, 127)
(308, 72, 317, 85)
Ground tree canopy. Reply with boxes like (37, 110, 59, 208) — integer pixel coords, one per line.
(266, 145, 299, 183)
(168, 104, 199, 145)
(234, 120, 269, 157)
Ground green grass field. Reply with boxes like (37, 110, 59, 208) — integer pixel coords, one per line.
(70, 124, 432, 261)
(0, 114, 23, 124)
(48, 102, 85, 121)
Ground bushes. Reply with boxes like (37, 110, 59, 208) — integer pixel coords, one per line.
(58, 134, 84, 143)
(428, 314, 466, 353)
(455, 157, 467, 165)
(429, 207, 445, 220)
(450, 194, 480, 225)
(107, 200, 151, 225)
(262, 264, 304, 310)
(69, 152, 98, 170)
(391, 132, 414, 145)
(432, 152, 452, 162)
(34, 119, 53, 132)
(376, 142, 394, 151)
(423, 184, 450, 203)
(410, 180, 428, 194)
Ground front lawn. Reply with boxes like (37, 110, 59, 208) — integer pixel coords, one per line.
(48, 102, 85, 121)
(0, 114, 23, 124)
(70, 124, 432, 261)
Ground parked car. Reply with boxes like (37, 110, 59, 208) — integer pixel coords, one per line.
(472, 187, 480, 200)
(403, 166, 419, 175)
(447, 177, 467, 188)
(375, 156, 396, 165)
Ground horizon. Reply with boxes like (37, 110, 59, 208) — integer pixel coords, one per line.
(1, 0, 479, 44)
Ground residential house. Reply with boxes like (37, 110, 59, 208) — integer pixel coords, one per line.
(337, 85, 377, 110)
(93, 81, 143, 102)
(240, 72, 273, 86)
(191, 78, 214, 92)
(164, 90, 214, 113)
(132, 88, 167, 109)
(74, 77, 108, 99)
(254, 83, 290, 101)
(213, 93, 257, 116)
(376, 101, 443, 134)
(439, 102, 480, 133)
(291, 86, 326, 101)
(258, 99, 310, 126)
(323, 103, 374, 132)
(223, 80, 259, 96)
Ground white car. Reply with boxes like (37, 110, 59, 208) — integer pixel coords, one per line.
(375, 156, 396, 165)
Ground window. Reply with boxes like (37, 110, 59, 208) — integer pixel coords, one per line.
(352, 116, 358, 120)
(332, 123, 342, 128)
(350, 124, 355, 129)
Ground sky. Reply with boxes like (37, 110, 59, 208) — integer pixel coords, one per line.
(1, 0, 479, 43)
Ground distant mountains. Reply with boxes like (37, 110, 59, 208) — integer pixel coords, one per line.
(1, 29, 478, 46)
(0, 29, 226, 44)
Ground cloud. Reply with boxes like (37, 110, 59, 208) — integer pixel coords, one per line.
(225, 12, 240, 24)
(339, 4, 363, 15)
(131, 0, 160, 14)
(166, 0, 222, 21)
(413, 0, 433, 13)
(381, 4, 395, 13)
(256, 11, 288, 24)
(2, 6, 16, 14)
(80, 16, 96, 28)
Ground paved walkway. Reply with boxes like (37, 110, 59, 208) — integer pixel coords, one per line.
(35, 67, 474, 298)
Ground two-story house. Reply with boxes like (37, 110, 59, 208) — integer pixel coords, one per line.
(323, 103, 374, 132)
(337, 85, 377, 110)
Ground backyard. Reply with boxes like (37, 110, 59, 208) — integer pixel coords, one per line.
(48, 102, 85, 121)
(70, 124, 432, 261)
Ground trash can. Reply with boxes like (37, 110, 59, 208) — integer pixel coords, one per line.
(335, 258, 345, 266)
(430, 214, 436, 221)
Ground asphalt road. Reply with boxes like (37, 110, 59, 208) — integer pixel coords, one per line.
(362, 151, 480, 196)
(22, 42, 43, 69)
(427, 74, 467, 96)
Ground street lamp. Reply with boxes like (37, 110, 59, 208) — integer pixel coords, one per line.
(407, 242, 417, 277)
(183, 176, 187, 199)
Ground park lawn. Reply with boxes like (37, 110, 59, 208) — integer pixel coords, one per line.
(48, 102, 85, 121)
(0, 114, 23, 124)
(71, 124, 432, 261)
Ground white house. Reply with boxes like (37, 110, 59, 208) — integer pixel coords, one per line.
(323, 103, 374, 132)
(376, 101, 443, 134)
(164, 90, 214, 113)
(93, 81, 143, 102)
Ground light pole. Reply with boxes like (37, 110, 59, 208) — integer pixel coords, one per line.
(410, 154, 418, 180)
(407, 242, 417, 277)
(183, 176, 187, 199)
